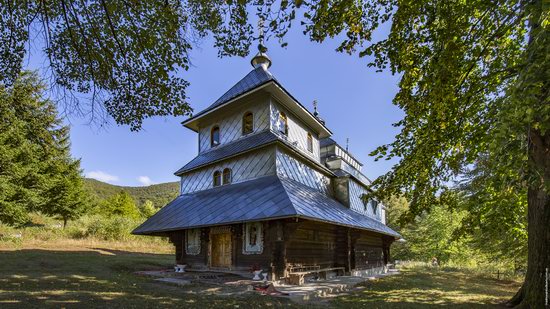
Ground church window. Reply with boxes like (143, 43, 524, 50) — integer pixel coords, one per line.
(213, 170, 222, 187)
(242, 112, 253, 135)
(278, 112, 288, 135)
(211, 126, 220, 147)
(372, 200, 379, 214)
(222, 168, 232, 185)
(307, 133, 313, 152)
(185, 229, 201, 255)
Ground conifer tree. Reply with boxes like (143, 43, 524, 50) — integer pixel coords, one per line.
(0, 71, 89, 226)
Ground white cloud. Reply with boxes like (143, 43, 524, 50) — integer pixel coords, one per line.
(86, 171, 119, 183)
(137, 176, 153, 186)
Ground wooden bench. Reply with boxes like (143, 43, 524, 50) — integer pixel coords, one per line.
(288, 266, 345, 285)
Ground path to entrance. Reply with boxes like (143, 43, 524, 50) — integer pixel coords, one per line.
(135, 268, 401, 302)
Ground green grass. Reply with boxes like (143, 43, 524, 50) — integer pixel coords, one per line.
(0, 248, 299, 308)
(0, 247, 521, 308)
(331, 265, 521, 308)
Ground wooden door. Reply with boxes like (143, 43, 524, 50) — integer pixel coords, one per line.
(211, 232, 232, 268)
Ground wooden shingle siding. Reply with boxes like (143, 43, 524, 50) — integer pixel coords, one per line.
(270, 100, 320, 161)
(171, 230, 209, 268)
(354, 230, 385, 270)
(198, 95, 270, 153)
(276, 147, 331, 195)
(180, 146, 276, 194)
(286, 221, 337, 267)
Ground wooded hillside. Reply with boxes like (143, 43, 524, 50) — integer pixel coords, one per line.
(84, 179, 179, 209)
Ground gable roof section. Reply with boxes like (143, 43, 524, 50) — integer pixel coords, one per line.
(182, 66, 332, 137)
(132, 175, 400, 238)
(185, 67, 276, 123)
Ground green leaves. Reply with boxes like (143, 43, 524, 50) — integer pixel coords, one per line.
(99, 190, 141, 219)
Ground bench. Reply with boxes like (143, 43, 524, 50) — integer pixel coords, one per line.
(287, 266, 345, 285)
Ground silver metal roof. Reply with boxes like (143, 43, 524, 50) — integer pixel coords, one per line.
(174, 130, 278, 175)
(132, 175, 400, 238)
(181, 65, 332, 137)
(190, 67, 276, 122)
(175, 130, 334, 176)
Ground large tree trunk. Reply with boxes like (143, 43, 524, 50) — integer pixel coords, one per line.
(507, 130, 550, 309)
(507, 1, 550, 307)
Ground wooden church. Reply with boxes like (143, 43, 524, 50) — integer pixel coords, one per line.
(133, 48, 400, 283)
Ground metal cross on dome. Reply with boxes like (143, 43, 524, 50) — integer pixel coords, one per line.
(257, 18, 267, 53)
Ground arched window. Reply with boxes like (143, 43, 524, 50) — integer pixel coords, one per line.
(211, 126, 220, 147)
(307, 133, 313, 153)
(213, 170, 222, 187)
(222, 168, 232, 185)
(242, 112, 253, 135)
(278, 112, 288, 135)
(372, 200, 379, 214)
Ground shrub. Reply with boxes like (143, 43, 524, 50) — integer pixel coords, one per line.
(85, 216, 139, 241)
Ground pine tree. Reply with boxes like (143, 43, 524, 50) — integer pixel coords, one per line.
(0, 71, 89, 226)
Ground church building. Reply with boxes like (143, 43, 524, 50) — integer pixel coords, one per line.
(133, 48, 400, 283)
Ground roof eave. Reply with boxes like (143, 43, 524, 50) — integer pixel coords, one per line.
(181, 80, 333, 138)
(133, 214, 400, 239)
(173, 137, 335, 177)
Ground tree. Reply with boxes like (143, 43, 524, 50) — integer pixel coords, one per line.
(0, 71, 88, 226)
(360, 2, 548, 307)
(456, 157, 528, 270)
(140, 200, 157, 218)
(100, 190, 140, 219)
(43, 159, 90, 228)
(0, 0, 254, 130)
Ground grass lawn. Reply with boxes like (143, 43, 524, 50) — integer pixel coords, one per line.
(0, 245, 521, 308)
(332, 266, 521, 308)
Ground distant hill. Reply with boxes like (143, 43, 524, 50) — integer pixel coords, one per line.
(84, 178, 179, 208)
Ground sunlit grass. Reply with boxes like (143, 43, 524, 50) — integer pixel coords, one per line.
(331, 265, 521, 308)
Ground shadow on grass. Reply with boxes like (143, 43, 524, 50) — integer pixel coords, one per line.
(331, 267, 521, 308)
(0, 249, 298, 309)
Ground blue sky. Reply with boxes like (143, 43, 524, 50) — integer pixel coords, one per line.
(26, 21, 402, 187)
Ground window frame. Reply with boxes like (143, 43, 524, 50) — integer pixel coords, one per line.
(210, 125, 220, 147)
(213, 170, 222, 187)
(307, 132, 313, 153)
(372, 200, 379, 214)
(242, 222, 263, 254)
(279, 112, 288, 135)
(242, 112, 254, 135)
(222, 168, 232, 185)
(185, 229, 201, 255)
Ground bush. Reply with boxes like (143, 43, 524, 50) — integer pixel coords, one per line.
(85, 216, 139, 241)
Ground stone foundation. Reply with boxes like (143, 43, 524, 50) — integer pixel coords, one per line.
(350, 266, 387, 277)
